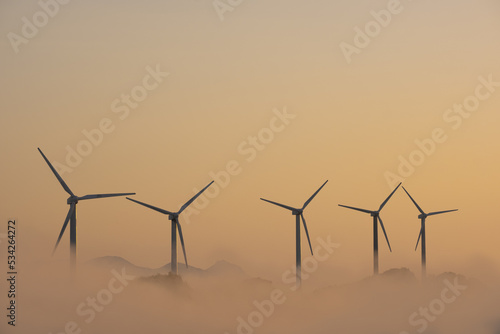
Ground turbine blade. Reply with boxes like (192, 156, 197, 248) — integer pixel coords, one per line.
(402, 186, 425, 215)
(302, 180, 328, 210)
(338, 204, 373, 214)
(38, 148, 74, 196)
(300, 214, 313, 255)
(177, 220, 188, 268)
(78, 193, 135, 201)
(126, 197, 173, 215)
(377, 216, 392, 252)
(379, 182, 402, 211)
(427, 209, 458, 216)
(415, 228, 423, 251)
(52, 205, 75, 255)
(260, 198, 297, 212)
(178, 181, 214, 214)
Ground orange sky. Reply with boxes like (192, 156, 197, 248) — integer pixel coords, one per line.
(1, 0, 499, 284)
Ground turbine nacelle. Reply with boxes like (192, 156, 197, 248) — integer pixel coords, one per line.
(370, 211, 379, 217)
(418, 213, 427, 219)
(168, 214, 179, 220)
(67, 196, 79, 204)
(292, 209, 302, 216)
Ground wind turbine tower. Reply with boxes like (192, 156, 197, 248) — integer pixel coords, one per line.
(126, 181, 214, 275)
(38, 148, 135, 276)
(260, 180, 328, 288)
(402, 186, 458, 280)
(338, 183, 401, 275)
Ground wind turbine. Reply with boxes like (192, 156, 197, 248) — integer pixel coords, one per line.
(402, 187, 458, 280)
(338, 182, 401, 275)
(260, 180, 328, 288)
(126, 181, 214, 275)
(38, 148, 135, 275)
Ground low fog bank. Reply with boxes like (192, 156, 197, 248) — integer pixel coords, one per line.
(3, 257, 500, 334)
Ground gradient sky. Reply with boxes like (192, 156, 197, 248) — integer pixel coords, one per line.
(1, 0, 499, 284)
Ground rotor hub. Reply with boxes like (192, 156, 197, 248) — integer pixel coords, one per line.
(67, 196, 78, 204)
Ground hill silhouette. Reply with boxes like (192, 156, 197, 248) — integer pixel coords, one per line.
(87, 256, 249, 279)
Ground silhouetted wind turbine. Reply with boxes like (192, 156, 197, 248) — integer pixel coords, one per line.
(338, 182, 401, 275)
(126, 181, 214, 275)
(260, 180, 328, 288)
(402, 186, 458, 280)
(38, 148, 135, 275)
